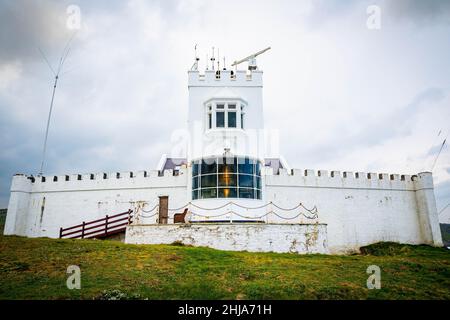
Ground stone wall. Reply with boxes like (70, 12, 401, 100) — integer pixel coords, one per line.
(125, 223, 329, 254)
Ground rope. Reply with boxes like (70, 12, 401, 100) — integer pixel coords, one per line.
(190, 209, 318, 220)
(141, 203, 159, 213)
(135, 201, 320, 221)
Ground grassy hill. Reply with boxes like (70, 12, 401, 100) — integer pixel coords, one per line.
(0, 234, 449, 300)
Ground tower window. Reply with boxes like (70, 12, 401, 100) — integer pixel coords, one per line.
(228, 111, 236, 128)
(205, 101, 246, 130)
(216, 111, 225, 127)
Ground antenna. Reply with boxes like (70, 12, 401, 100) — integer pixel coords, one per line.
(217, 48, 220, 71)
(231, 46, 271, 70)
(38, 32, 77, 176)
(190, 44, 199, 71)
(430, 138, 447, 172)
(211, 47, 215, 71)
(223, 56, 226, 70)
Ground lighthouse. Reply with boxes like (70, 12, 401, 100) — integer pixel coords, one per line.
(186, 48, 270, 221)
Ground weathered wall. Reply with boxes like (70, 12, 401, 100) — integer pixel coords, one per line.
(4, 165, 443, 254)
(4, 168, 188, 238)
(264, 169, 443, 253)
(125, 223, 329, 254)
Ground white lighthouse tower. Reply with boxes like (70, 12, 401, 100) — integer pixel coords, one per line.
(186, 48, 270, 221)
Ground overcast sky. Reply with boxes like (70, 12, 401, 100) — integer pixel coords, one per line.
(0, 0, 449, 222)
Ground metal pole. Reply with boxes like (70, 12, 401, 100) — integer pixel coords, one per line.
(39, 75, 59, 176)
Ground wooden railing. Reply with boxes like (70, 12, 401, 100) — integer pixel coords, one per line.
(59, 209, 133, 239)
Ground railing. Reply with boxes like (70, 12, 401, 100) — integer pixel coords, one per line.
(59, 209, 133, 239)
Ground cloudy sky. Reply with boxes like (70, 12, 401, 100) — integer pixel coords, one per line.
(0, 0, 449, 222)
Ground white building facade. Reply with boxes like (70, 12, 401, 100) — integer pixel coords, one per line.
(4, 57, 443, 254)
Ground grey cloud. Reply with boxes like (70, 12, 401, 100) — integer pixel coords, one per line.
(385, 0, 450, 25)
(0, 0, 72, 65)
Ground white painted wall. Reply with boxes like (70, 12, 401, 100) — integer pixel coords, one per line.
(187, 70, 265, 161)
(264, 169, 443, 253)
(4, 166, 442, 254)
(126, 223, 329, 254)
(4, 168, 188, 238)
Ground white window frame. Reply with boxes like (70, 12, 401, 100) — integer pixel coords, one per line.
(205, 100, 246, 131)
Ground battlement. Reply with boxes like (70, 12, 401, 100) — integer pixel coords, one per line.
(188, 70, 263, 87)
(10, 167, 188, 193)
(264, 167, 434, 191)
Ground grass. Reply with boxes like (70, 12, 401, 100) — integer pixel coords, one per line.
(0, 234, 449, 300)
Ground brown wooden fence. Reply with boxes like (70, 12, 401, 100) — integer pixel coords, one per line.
(59, 209, 133, 239)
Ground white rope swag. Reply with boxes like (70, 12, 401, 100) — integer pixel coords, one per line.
(134, 201, 319, 221)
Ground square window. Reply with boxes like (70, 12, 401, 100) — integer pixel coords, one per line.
(218, 157, 236, 173)
(218, 173, 237, 187)
(238, 174, 254, 188)
(216, 111, 225, 128)
(219, 188, 237, 198)
(239, 188, 254, 199)
(201, 159, 217, 174)
(201, 175, 217, 188)
(201, 188, 217, 199)
(228, 111, 236, 128)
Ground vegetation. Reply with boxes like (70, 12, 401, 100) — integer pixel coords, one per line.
(0, 234, 449, 300)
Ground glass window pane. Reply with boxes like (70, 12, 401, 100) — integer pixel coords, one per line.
(241, 113, 244, 129)
(201, 175, 217, 188)
(192, 189, 199, 200)
(216, 104, 224, 109)
(256, 189, 261, 200)
(208, 113, 212, 129)
(238, 157, 254, 174)
(216, 112, 225, 128)
(218, 157, 236, 173)
(255, 176, 261, 189)
(201, 158, 217, 174)
(255, 162, 261, 176)
(219, 188, 237, 198)
(192, 162, 200, 176)
(228, 104, 236, 109)
(239, 188, 254, 199)
(228, 111, 236, 128)
(218, 173, 237, 187)
(192, 177, 199, 189)
(238, 174, 254, 188)
(201, 188, 217, 199)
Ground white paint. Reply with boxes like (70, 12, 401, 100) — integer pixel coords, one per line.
(264, 169, 443, 253)
(4, 169, 188, 238)
(3, 65, 443, 255)
(125, 223, 329, 254)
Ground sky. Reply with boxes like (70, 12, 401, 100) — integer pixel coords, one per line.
(0, 0, 449, 222)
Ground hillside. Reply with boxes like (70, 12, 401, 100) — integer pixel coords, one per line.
(0, 234, 449, 300)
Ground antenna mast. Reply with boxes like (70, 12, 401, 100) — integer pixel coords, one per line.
(38, 33, 76, 176)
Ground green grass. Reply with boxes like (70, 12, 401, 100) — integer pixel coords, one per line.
(0, 235, 449, 300)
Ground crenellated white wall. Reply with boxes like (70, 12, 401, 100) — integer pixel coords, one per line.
(4, 168, 188, 238)
(4, 166, 443, 254)
(263, 168, 443, 253)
